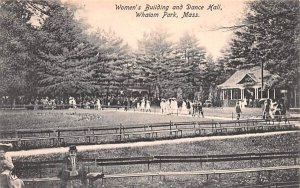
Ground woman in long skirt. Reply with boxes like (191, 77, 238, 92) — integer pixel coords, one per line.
(145, 100, 151, 112)
(181, 100, 189, 115)
(140, 99, 145, 112)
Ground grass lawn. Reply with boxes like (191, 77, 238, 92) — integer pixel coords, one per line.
(0, 107, 264, 130)
(2, 108, 298, 187)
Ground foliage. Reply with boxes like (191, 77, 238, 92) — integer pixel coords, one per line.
(0, 1, 38, 100)
(170, 32, 206, 99)
(136, 28, 173, 98)
(136, 30, 209, 99)
(87, 30, 132, 97)
(227, 0, 300, 89)
(35, 3, 99, 98)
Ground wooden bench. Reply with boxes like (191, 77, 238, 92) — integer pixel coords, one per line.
(151, 129, 180, 138)
(177, 127, 208, 136)
(87, 133, 123, 142)
(22, 177, 61, 182)
(214, 128, 227, 134)
(279, 124, 295, 129)
(123, 131, 152, 139)
(101, 165, 300, 179)
(123, 129, 181, 139)
(19, 137, 57, 146)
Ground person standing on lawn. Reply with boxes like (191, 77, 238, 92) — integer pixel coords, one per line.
(236, 101, 242, 120)
(263, 99, 271, 119)
(197, 102, 204, 118)
(160, 99, 165, 114)
(96, 99, 102, 110)
(145, 99, 151, 112)
(140, 98, 145, 112)
(0, 143, 24, 188)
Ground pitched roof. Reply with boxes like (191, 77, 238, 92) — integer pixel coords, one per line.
(218, 67, 270, 89)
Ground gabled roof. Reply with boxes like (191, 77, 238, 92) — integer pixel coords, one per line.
(218, 67, 270, 89)
(237, 73, 257, 84)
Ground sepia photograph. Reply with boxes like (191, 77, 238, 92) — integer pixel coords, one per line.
(0, 0, 299, 187)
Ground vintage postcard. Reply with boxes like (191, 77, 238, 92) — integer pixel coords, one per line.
(0, 0, 299, 187)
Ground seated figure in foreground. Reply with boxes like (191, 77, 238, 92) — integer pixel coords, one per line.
(0, 143, 24, 188)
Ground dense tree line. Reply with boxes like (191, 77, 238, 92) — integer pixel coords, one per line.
(0, 0, 298, 106)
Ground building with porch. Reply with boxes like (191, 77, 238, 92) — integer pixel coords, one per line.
(217, 67, 283, 107)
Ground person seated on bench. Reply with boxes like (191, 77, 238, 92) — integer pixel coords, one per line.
(0, 143, 24, 188)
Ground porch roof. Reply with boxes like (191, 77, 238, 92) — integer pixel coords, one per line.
(218, 67, 270, 89)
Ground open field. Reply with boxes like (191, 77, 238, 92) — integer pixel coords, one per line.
(1, 109, 299, 187)
(1, 108, 298, 150)
(0, 107, 267, 130)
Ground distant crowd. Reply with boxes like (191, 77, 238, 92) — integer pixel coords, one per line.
(0, 96, 207, 117)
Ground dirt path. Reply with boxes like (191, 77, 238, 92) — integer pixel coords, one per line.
(8, 130, 299, 157)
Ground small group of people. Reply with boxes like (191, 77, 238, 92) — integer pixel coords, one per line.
(192, 101, 204, 118)
(235, 98, 287, 120)
(263, 99, 286, 120)
(160, 98, 179, 115)
(69, 97, 102, 110)
(136, 98, 151, 112)
(159, 98, 204, 117)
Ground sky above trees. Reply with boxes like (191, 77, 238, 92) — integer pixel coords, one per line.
(1, 0, 298, 104)
(61, 0, 247, 58)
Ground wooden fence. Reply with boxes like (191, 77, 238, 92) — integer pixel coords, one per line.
(1, 118, 298, 150)
(15, 151, 300, 170)
(15, 151, 300, 187)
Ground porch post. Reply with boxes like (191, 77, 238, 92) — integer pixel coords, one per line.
(273, 89, 276, 99)
(241, 89, 244, 99)
(294, 88, 297, 107)
(240, 89, 243, 99)
(230, 89, 233, 100)
(222, 90, 224, 100)
(254, 88, 257, 99)
(267, 89, 270, 98)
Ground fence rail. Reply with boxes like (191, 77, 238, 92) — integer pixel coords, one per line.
(15, 150, 300, 187)
(21, 165, 300, 188)
(14, 151, 300, 169)
(1, 118, 299, 150)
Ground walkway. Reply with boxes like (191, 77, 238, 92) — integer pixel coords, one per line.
(8, 130, 299, 157)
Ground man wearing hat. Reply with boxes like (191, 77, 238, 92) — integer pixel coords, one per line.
(0, 143, 24, 188)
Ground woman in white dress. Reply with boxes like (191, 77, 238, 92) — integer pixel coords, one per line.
(171, 98, 178, 115)
(145, 100, 151, 112)
(160, 99, 165, 114)
(140, 99, 145, 112)
(69, 97, 77, 109)
(181, 100, 189, 115)
(96, 99, 101, 110)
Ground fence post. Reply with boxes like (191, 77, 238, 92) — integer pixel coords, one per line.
(57, 128, 61, 146)
(159, 157, 162, 170)
(119, 124, 122, 141)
